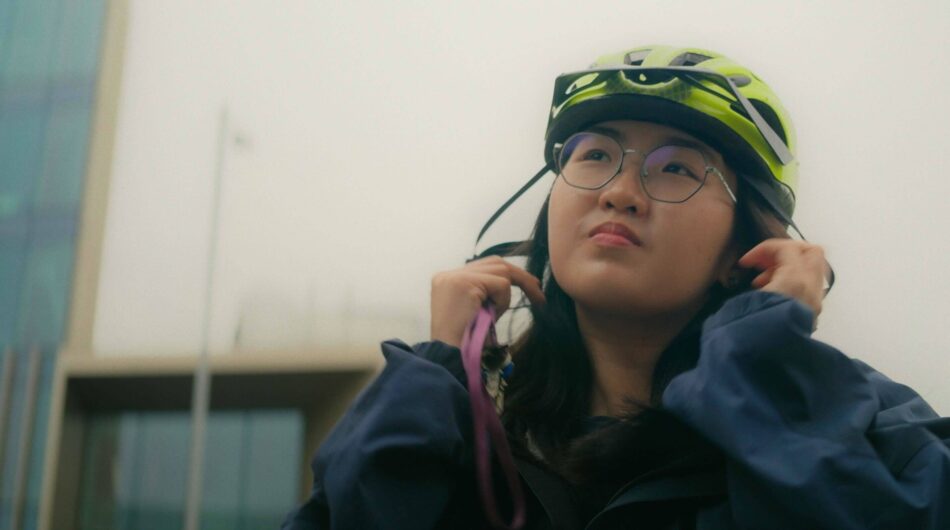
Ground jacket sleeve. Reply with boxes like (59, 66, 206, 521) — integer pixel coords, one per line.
(662, 290, 950, 529)
(280, 339, 473, 530)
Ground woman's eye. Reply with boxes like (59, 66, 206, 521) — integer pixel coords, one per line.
(662, 163, 700, 180)
(580, 149, 611, 163)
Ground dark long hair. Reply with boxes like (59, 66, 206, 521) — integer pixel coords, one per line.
(501, 175, 789, 505)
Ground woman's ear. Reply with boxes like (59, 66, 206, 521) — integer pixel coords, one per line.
(720, 266, 745, 290)
(715, 243, 744, 289)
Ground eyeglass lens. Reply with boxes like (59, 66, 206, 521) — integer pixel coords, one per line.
(556, 132, 709, 202)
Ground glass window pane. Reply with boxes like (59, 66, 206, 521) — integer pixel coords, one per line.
(0, 3, 59, 80)
(0, 243, 27, 345)
(16, 239, 77, 347)
(0, 351, 29, 527)
(34, 107, 94, 210)
(79, 412, 190, 530)
(52, 0, 107, 78)
(20, 350, 55, 530)
(200, 412, 244, 530)
(0, 110, 47, 222)
(242, 410, 303, 527)
(78, 409, 304, 530)
(77, 413, 120, 529)
(135, 413, 191, 529)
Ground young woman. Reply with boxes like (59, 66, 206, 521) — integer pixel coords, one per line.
(282, 45, 950, 529)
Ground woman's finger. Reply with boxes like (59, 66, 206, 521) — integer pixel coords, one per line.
(505, 264, 546, 307)
(738, 238, 806, 271)
(465, 257, 545, 307)
(750, 268, 774, 289)
(473, 272, 515, 314)
(733, 238, 829, 319)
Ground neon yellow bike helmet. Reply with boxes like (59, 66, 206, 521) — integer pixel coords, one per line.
(545, 44, 798, 218)
(473, 44, 831, 292)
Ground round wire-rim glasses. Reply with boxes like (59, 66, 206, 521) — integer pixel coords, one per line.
(553, 131, 738, 205)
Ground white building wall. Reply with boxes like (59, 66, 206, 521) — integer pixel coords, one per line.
(95, 0, 950, 413)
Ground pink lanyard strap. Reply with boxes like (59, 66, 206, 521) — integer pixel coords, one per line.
(460, 304, 526, 529)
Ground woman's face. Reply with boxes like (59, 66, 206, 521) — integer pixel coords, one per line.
(548, 120, 739, 317)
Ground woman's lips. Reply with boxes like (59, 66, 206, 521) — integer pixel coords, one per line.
(589, 222, 642, 247)
(590, 233, 636, 246)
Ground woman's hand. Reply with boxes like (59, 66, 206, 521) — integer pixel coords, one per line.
(738, 239, 829, 320)
(430, 256, 546, 348)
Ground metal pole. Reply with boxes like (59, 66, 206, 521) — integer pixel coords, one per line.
(183, 106, 229, 530)
(0, 347, 16, 478)
(10, 346, 42, 530)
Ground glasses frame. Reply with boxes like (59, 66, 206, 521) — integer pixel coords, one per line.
(471, 66, 834, 298)
(553, 132, 738, 204)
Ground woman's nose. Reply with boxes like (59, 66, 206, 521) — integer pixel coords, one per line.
(597, 154, 650, 215)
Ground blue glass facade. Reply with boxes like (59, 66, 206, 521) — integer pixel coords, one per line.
(0, 2, 107, 529)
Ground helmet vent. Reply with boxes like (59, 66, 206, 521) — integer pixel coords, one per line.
(670, 52, 712, 67)
(746, 99, 788, 145)
(624, 50, 650, 65)
(727, 98, 788, 146)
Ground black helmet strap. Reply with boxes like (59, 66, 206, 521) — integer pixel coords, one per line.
(741, 175, 836, 294)
(469, 164, 551, 262)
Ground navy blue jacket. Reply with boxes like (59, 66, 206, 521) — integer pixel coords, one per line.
(281, 291, 950, 529)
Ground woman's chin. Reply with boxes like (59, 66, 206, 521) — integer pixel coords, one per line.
(565, 276, 706, 318)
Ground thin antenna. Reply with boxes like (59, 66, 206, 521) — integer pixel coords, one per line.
(183, 106, 229, 530)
